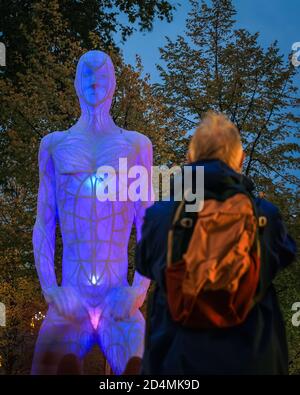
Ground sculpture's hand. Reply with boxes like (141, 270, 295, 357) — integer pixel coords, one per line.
(44, 286, 87, 322)
(104, 286, 143, 321)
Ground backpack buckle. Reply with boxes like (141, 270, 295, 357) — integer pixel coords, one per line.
(258, 216, 267, 227)
(180, 217, 194, 228)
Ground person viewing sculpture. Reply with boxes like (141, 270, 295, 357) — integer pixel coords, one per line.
(32, 50, 153, 375)
(136, 111, 297, 375)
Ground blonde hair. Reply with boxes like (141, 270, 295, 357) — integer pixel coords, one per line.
(189, 111, 243, 172)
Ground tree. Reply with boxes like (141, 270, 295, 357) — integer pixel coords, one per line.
(0, 0, 176, 80)
(158, 0, 299, 195)
(157, 0, 300, 374)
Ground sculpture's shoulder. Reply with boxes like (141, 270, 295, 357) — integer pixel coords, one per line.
(122, 130, 152, 149)
(39, 130, 68, 154)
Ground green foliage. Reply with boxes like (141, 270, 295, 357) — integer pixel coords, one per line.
(0, 0, 176, 80)
(275, 261, 300, 375)
(157, 0, 299, 194)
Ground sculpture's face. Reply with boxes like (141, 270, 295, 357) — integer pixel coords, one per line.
(81, 61, 110, 106)
(75, 51, 116, 108)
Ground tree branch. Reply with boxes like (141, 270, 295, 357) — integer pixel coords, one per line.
(245, 78, 289, 175)
(251, 157, 300, 186)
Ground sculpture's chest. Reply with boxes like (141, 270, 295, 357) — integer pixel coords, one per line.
(52, 133, 137, 174)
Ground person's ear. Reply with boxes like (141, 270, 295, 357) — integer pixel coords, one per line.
(187, 150, 193, 163)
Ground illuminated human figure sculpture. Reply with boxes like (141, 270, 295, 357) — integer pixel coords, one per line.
(31, 50, 152, 374)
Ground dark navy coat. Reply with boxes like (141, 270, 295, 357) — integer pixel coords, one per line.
(136, 159, 297, 375)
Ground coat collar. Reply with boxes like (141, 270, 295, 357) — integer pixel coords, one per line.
(187, 159, 255, 193)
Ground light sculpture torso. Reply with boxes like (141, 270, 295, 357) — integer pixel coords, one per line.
(31, 50, 152, 374)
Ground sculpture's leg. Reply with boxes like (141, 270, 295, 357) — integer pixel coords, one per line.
(98, 309, 145, 375)
(31, 306, 94, 375)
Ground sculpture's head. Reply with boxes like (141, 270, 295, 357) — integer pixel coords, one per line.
(75, 50, 116, 110)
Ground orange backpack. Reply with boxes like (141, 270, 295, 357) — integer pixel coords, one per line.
(166, 190, 267, 329)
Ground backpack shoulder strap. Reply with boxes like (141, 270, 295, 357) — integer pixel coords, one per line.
(249, 196, 269, 305)
(167, 198, 198, 268)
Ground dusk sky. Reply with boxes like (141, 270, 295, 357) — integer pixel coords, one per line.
(115, 0, 300, 89)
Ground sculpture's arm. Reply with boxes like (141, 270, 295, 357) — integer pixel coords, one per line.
(32, 134, 58, 300)
(132, 136, 153, 305)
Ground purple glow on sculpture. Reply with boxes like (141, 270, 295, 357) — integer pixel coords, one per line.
(31, 50, 152, 375)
